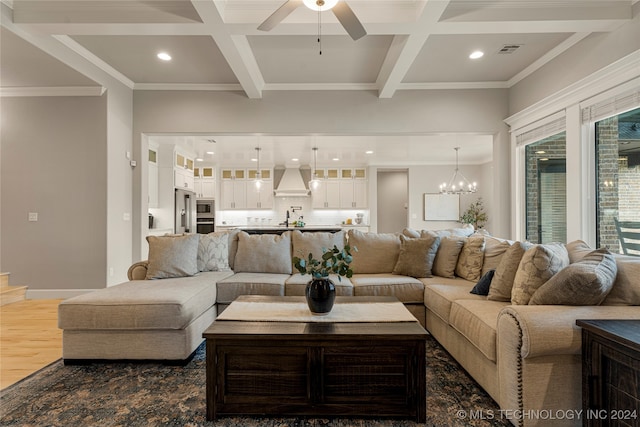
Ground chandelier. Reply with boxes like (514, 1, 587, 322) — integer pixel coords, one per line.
(254, 146, 263, 190)
(439, 147, 477, 194)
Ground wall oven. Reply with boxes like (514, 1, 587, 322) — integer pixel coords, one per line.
(196, 199, 214, 234)
(196, 219, 215, 234)
(196, 199, 214, 216)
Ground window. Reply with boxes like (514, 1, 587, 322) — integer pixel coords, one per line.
(595, 106, 640, 254)
(525, 132, 567, 244)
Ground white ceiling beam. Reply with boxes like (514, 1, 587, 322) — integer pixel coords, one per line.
(190, 0, 264, 99)
(13, 22, 210, 36)
(432, 19, 629, 35)
(376, 0, 450, 99)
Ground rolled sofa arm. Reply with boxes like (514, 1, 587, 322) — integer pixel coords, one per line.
(498, 305, 640, 358)
(127, 261, 149, 280)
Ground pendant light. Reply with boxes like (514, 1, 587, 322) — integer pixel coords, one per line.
(439, 147, 477, 194)
(254, 146, 263, 190)
(309, 147, 320, 191)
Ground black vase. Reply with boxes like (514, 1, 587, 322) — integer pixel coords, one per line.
(305, 277, 336, 315)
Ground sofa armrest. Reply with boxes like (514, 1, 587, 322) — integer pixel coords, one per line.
(498, 305, 640, 358)
(127, 261, 149, 280)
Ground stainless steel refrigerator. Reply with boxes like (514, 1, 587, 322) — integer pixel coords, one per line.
(175, 188, 197, 234)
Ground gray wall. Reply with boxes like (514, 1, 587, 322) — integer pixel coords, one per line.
(377, 170, 408, 233)
(509, 3, 640, 114)
(132, 89, 512, 258)
(1, 96, 108, 291)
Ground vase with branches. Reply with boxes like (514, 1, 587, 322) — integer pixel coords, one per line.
(460, 198, 488, 230)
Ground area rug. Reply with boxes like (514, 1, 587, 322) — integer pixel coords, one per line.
(0, 335, 511, 427)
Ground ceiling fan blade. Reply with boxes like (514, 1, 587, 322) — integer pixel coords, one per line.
(332, 1, 366, 41)
(257, 0, 303, 31)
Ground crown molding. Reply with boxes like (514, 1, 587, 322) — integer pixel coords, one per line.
(400, 81, 509, 90)
(134, 83, 244, 91)
(0, 86, 105, 97)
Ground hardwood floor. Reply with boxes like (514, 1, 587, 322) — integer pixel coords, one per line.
(1, 299, 63, 390)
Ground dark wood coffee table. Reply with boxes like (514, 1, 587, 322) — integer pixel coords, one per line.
(203, 295, 427, 422)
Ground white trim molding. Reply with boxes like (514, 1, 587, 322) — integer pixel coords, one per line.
(26, 289, 97, 299)
(0, 86, 105, 97)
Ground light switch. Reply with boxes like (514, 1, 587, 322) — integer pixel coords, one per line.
(28, 212, 38, 222)
(123, 212, 131, 221)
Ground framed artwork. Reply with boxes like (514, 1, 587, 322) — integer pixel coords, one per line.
(424, 193, 459, 221)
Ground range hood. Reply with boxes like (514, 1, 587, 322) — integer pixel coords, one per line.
(274, 168, 310, 197)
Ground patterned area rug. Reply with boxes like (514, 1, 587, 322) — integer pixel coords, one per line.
(1, 335, 511, 427)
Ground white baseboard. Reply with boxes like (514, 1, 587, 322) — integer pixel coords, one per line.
(26, 289, 96, 300)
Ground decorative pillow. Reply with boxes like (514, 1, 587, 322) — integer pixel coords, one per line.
(432, 236, 466, 279)
(292, 230, 345, 269)
(197, 232, 231, 272)
(482, 237, 512, 276)
(565, 240, 593, 264)
(455, 234, 486, 281)
(529, 248, 617, 305)
(234, 231, 292, 274)
(226, 228, 241, 270)
(487, 241, 532, 302)
(145, 234, 199, 279)
(402, 228, 421, 238)
(348, 229, 401, 274)
(511, 243, 570, 305)
(392, 234, 441, 278)
(470, 269, 495, 296)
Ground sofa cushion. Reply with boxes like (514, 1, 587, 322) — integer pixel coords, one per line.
(197, 232, 231, 272)
(455, 234, 486, 281)
(432, 236, 466, 278)
(470, 269, 495, 296)
(482, 237, 512, 276)
(291, 229, 345, 269)
(511, 243, 569, 305)
(529, 248, 617, 305)
(216, 272, 289, 304)
(449, 299, 509, 362)
(347, 229, 401, 274)
(487, 241, 532, 302)
(422, 277, 482, 324)
(350, 274, 424, 303)
(285, 273, 354, 296)
(233, 231, 292, 274)
(146, 234, 199, 280)
(226, 228, 242, 270)
(602, 254, 640, 305)
(58, 271, 232, 330)
(392, 234, 440, 278)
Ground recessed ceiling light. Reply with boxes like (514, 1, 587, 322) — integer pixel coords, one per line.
(333, 158, 340, 161)
(206, 151, 214, 155)
(251, 158, 257, 162)
(291, 158, 299, 162)
(196, 158, 204, 162)
(469, 50, 484, 59)
(157, 52, 172, 61)
(365, 150, 374, 154)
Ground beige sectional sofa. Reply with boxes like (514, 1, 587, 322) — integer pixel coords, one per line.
(58, 227, 640, 427)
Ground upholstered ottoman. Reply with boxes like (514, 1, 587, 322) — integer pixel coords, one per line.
(58, 271, 232, 363)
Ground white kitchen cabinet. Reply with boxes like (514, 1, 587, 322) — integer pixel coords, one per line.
(194, 167, 215, 199)
(173, 148, 194, 191)
(148, 147, 159, 208)
(340, 179, 368, 208)
(221, 179, 247, 209)
(312, 180, 340, 209)
(341, 167, 366, 179)
(246, 180, 274, 209)
(221, 168, 245, 180)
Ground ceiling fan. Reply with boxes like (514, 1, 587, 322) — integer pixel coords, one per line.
(258, 0, 367, 41)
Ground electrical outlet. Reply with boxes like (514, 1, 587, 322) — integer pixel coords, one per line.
(28, 212, 38, 222)
(109, 267, 114, 277)
(411, 213, 417, 219)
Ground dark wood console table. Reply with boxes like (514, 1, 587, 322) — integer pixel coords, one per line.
(203, 296, 427, 422)
(576, 319, 640, 427)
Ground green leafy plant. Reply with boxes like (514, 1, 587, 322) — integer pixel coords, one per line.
(292, 244, 356, 280)
(460, 198, 488, 229)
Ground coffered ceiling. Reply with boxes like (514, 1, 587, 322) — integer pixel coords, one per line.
(1, 0, 637, 165)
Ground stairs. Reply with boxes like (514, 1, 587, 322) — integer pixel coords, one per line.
(1, 273, 28, 306)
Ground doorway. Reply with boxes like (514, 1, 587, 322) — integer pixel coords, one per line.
(377, 170, 408, 233)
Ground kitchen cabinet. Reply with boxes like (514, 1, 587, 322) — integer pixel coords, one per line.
(246, 180, 274, 209)
(341, 168, 366, 179)
(340, 178, 368, 208)
(148, 146, 159, 208)
(194, 167, 215, 199)
(174, 148, 194, 190)
(221, 168, 245, 180)
(221, 179, 247, 209)
(312, 180, 340, 209)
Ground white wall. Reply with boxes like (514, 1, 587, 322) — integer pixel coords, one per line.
(1, 96, 108, 292)
(132, 89, 511, 259)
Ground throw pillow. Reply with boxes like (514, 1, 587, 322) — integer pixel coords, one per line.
(602, 254, 640, 306)
(197, 232, 231, 272)
(487, 241, 532, 302)
(234, 231, 292, 274)
(455, 234, 486, 281)
(348, 229, 401, 274)
(402, 228, 421, 238)
(470, 269, 495, 296)
(432, 236, 466, 279)
(511, 243, 570, 305)
(529, 248, 617, 305)
(146, 234, 199, 279)
(565, 240, 593, 263)
(482, 237, 512, 276)
(291, 230, 345, 269)
(392, 234, 441, 278)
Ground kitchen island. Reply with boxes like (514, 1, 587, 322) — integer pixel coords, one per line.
(231, 226, 342, 235)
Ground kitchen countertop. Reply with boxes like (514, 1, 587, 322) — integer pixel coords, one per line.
(234, 226, 342, 234)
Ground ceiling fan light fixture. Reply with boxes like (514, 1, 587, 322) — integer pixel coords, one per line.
(303, 0, 339, 12)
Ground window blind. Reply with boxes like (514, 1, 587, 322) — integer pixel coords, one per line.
(515, 116, 566, 147)
(581, 88, 640, 123)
